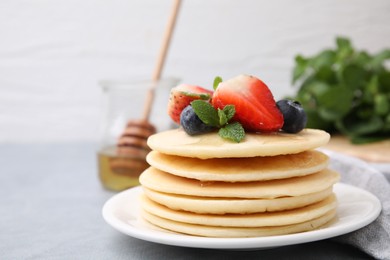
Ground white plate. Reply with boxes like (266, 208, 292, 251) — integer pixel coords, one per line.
(102, 183, 381, 250)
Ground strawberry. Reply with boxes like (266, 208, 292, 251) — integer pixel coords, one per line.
(212, 74, 283, 132)
(167, 84, 213, 124)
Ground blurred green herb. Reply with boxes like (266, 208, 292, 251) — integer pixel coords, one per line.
(291, 37, 390, 144)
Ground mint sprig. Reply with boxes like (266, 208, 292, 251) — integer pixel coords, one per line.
(292, 36, 390, 143)
(218, 122, 245, 143)
(191, 100, 245, 142)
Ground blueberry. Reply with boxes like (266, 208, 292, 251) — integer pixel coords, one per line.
(180, 105, 215, 135)
(276, 99, 307, 133)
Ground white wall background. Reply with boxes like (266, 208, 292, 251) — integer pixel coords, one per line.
(1, 0, 389, 142)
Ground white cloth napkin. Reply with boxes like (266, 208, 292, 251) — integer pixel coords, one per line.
(324, 150, 390, 260)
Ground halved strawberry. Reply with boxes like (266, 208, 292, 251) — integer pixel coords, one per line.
(167, 84, 213, 124)
(212, 74, 283, 132)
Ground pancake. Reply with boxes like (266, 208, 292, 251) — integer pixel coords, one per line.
(139, 167, 340, 199)
(140, 194, 337, 227)
(141, 208, 336, 238)
(147, 128, 330, 159)
(143, 187, 333, 214)
(146, 150, 329, 182)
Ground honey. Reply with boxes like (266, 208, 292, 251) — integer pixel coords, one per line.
(98, 146, 149, 191)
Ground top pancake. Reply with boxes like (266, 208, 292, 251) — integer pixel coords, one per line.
(147, 128, 330, 159)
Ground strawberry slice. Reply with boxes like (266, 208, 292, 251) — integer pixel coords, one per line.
(167, 84, 213, 124)
(212, 75, 283, 132)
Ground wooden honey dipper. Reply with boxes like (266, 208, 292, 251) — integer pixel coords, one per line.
(111, 0, 182, 177)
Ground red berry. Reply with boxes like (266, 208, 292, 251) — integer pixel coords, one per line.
(167, 84, 213, 124)
(212, 75, 283, 132)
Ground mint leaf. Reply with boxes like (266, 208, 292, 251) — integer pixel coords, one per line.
(191, 100, 219, 127)
(223, 105, 235, 121)
(218, 105, 235, 126)
(213, 76, 223, 90)
(218, 109, 227, 126)
(218, 122, 245, 143)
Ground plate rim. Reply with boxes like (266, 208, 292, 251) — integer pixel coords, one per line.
(102, 183, 381, 249)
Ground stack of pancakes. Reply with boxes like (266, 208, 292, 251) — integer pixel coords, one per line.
(139, 128, 339, 237)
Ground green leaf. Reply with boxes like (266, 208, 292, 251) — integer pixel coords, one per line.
(315, 66, 336, 83)
(222, 105, 235, 121)
(292, 55, 309, 84)
(336, 37, 353, 59)
(374, 94, 389, 115)
(191, 100, 219, 127)
(296, 81, 331, 111)
(309, 50, 336, 71)
(218, 122, 245, 143)
(213, 76, 223, 90)
(317, 85, 354, 121)
(370, 49, 390, 70)
(297, 80, 330, 98)
(336, 37, 351, 49)
(218, 109, 227, 126)
(355, 51, 372, 67)
(367, 75, 379, 95)
(378, 71, 390, 92)
(341, 64, 367, 90)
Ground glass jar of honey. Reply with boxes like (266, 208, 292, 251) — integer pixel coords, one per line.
(97, 78, 179, 191)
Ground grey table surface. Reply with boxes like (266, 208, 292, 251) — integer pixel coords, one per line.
(0, 143, 377, 260)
